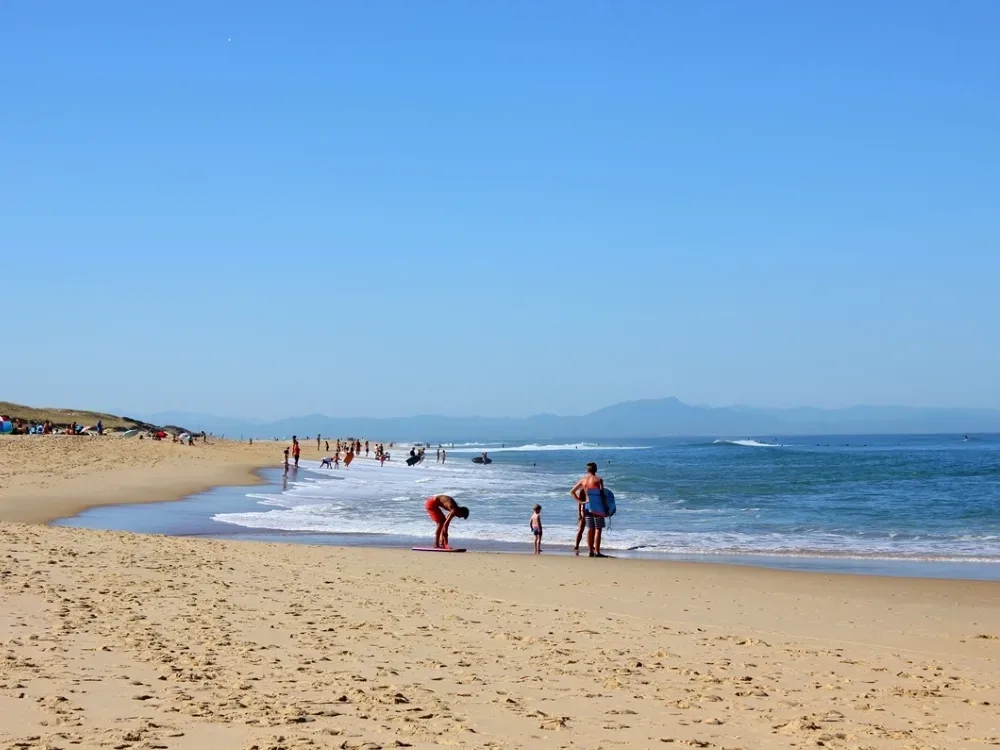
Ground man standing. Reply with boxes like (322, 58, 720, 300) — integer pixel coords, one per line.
(570, 462, 607, 558)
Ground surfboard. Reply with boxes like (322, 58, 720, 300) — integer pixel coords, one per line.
(412, 547, 467, 553)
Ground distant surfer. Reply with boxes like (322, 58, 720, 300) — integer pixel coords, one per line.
(570, 462, 607, 557)
(424, 495, 469, 549)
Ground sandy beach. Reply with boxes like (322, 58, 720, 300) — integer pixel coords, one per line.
(2, 437, 1000, 749)
(0, 435, 322, 524)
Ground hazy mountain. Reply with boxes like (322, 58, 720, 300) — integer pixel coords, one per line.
(141, 399, 1000, 441)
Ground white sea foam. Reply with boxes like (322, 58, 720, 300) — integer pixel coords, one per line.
(713, 439, 785, 448)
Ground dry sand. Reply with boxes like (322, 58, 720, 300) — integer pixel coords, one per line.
(2, 437, 1000, 749)
(0, 435, 328, 524)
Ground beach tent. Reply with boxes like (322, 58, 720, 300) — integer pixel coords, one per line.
(0, 420, 12, 434)
(121, 429, 141, 439)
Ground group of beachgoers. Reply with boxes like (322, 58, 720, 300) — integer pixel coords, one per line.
(424, 461, 610, 556)
(283, 435, 393, 473)
(276, 436, 610, 556)
(2, 418, 104, 436)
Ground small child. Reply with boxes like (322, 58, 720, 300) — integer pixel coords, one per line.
(530, 504, 543, 555)
(283, 447, 290, 474)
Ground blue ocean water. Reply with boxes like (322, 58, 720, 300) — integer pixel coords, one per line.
(59, 434, 1000, 577)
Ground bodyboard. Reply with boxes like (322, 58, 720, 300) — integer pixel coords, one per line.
(585, 488, 616, 517)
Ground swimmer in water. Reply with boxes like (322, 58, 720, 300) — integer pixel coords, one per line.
(424, 494, 469, 549)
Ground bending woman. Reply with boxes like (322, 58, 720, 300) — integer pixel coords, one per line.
(424, 494, 469, 549)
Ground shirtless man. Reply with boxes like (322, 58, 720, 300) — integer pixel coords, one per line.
(424, 494, 469, 549)
(570, 462, 607, 557)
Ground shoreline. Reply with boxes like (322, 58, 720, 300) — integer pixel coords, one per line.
(7, 435, 1000, 580)
(55, 466, 1000, 581)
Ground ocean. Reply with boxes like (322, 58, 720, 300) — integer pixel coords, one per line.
(59, 434, 1000, 579)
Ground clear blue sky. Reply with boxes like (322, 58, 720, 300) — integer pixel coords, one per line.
(2, 1, 998, 419)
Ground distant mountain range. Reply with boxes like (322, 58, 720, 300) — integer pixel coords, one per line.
(139, 398, 1000, 441)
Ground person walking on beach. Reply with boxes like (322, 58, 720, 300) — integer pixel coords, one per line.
(530, 504, 543, 555)
(365, 440, 370, 457)
(325, 440, 330, 453)
(570, 462, 607, 557)
(292, 436, 301, 468)
(283, 447, 290, 474)
(424, 495, 469, 549)
(317, 434, 321, 451)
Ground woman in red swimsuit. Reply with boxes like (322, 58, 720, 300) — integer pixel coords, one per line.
(424, 494, 469, 549)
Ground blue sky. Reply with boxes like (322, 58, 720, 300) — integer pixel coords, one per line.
(2, 1, 998, 419)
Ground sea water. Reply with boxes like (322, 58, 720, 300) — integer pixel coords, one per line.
(59, 434, 1000, 577)
(212, 435, 1000, 560)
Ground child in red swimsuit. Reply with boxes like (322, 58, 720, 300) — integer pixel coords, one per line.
(424, 495, 469, 549)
